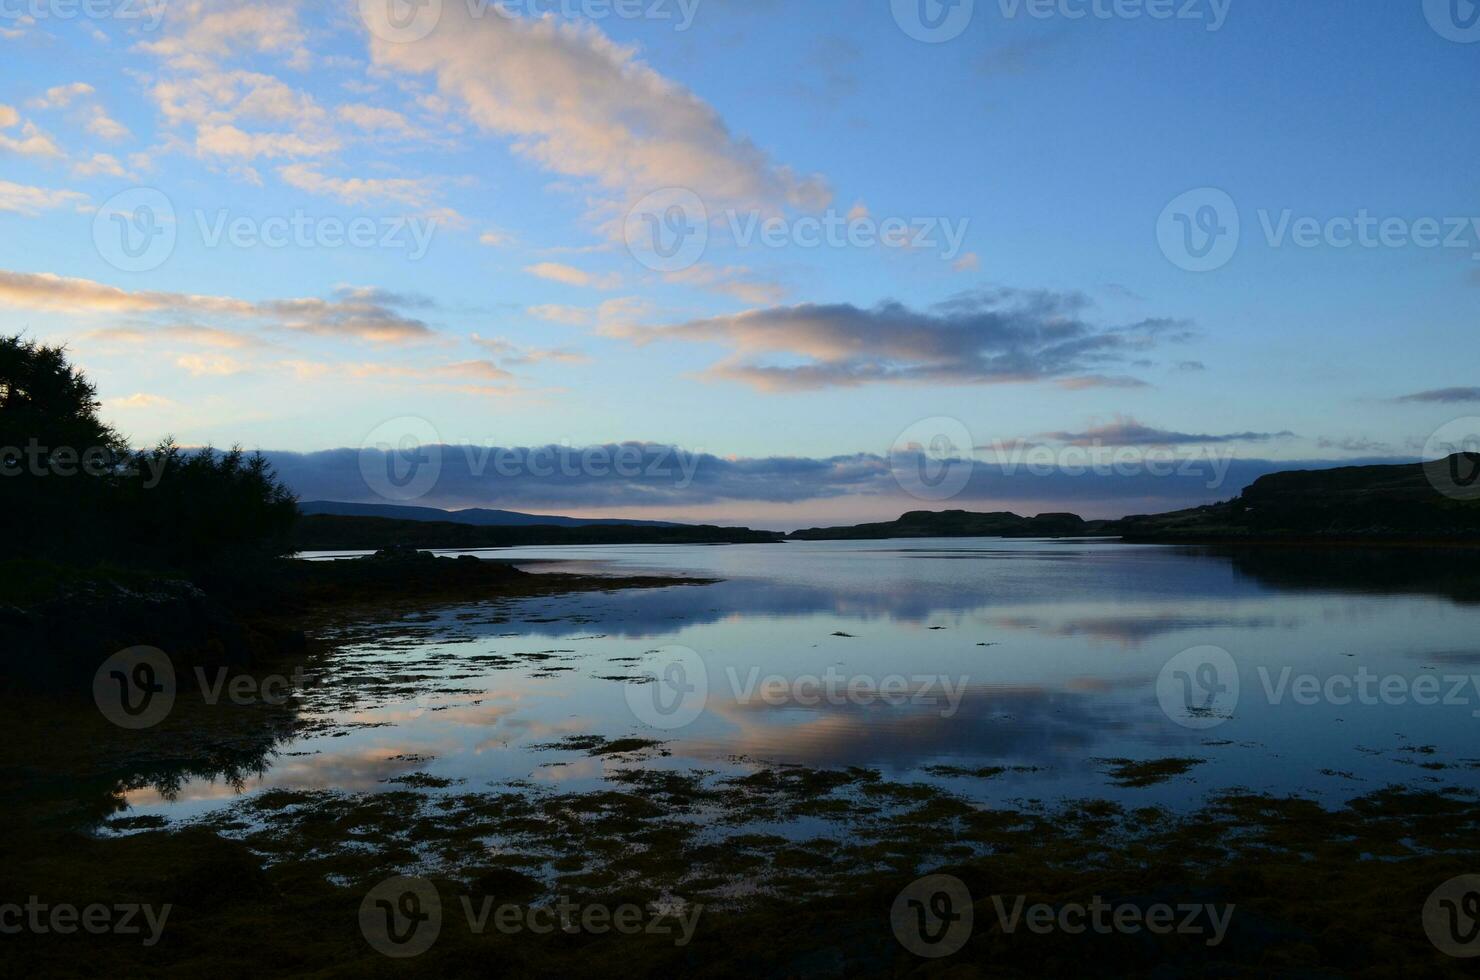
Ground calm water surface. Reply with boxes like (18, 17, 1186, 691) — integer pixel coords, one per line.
(121, 538, 1480, 819)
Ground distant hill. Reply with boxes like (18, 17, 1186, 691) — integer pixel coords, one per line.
(291, 514, 782, 551)
(299, 500, 684, 529)
(789, 511, 1098, 540)
(789, 455, 1480, 544)
(1106, 453, 1480, 541)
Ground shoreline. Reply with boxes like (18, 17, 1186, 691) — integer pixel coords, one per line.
(8, 546, 1479, 973)
(7, 746, 1476, 976)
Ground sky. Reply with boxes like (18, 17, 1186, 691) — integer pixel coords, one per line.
(2, 0, 1478, 528)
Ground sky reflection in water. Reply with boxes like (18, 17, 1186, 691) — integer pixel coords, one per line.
(124, 539, 1480, 817)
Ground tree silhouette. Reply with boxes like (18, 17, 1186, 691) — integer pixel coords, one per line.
(1, 334, 296, 571)
(1, 335, 127, 558)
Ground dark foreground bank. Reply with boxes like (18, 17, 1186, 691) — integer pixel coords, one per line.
(3, 743, 1476, 977)
(3, 546, 1478, 977)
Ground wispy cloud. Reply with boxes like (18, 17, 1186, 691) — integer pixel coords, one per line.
(1393, 386, 1480, 404)
(1042, 417, 1296, 447)
(607, 288, 1195, 392)
(28, 82, 95, 109)
(72, 153, 129, 178)
(277, 162, 438, 207)
(177, 353, 247, 377)
(0, 120, 64, 159)
(363, 3, 831, 226)
(85, 105, 131, 141)
(87, 323, 264, 350)
(0, 269, 435, 344)
(109, 392, 178, 410)
(527, 304, 592, 326)
(524, 262, 622, 290)
(263, 444, 1404, 519)
(663, 264, 785, 304)
(0, 180, 87, 215)
(470, 334, 590, 366)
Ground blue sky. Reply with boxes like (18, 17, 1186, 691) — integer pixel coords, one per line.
(2, 0, 1477, 526)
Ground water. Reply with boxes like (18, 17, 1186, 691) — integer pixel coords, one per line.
(119, 538, 1480, 820)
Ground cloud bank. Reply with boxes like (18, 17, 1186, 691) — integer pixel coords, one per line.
(263, 442, 1412, 526)
(606, 289, 1195, 391)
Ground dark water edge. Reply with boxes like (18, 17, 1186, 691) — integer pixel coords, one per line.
(6, 544, 1480, 975)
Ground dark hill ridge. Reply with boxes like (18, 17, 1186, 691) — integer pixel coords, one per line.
(790, 454, 1480, 543)
(291, 455, 1480, 549)
(299, 500, 683, 528)
(1108, 453, 1480, 541)
(291, 514, 782, 551)
(789, 510, 1096, 540)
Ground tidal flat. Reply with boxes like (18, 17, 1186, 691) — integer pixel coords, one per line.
(7, 539, 1480, 975)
